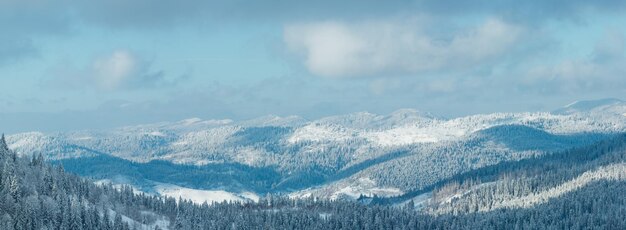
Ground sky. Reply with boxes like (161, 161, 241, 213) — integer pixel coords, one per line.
(1, 0, 626, 133)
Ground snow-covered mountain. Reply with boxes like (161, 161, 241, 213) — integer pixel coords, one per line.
(5, 99, 626, 202)
(553, 98, 626, 115)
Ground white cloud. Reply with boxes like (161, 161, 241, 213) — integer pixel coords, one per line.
(46, 49, 175, 91)
(285, 22, 367, 77)
(92, 50, 138, 90)
(591, 30, 624, 62)
(284, 18, 523, 78)
(521, 30, 626, 93)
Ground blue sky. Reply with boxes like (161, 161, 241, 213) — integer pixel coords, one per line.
(1, 0, 625, 133)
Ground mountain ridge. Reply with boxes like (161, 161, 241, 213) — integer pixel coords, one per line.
(5, 100, 626, 202)
(554, 98, 625, 115)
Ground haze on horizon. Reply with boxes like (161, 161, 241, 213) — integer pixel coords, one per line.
(1, 1, 626, 133)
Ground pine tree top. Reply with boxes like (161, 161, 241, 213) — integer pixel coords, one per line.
(0, 133, 8, 152)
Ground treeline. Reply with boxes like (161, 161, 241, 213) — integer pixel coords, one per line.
(2, 133, 626, 229)
(424, 133, 626, 216)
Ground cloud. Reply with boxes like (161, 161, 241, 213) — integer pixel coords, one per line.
(91, 50, 157, 90)
(1, 1, 625, 67)
(92, 50, 138, 90)
(591, 30, 625, 63)
(0, 1, 70, 65)
(47, 49, 176, 91)
(3, 1, 624, 32)
(413, 0, 626, 25)
(69, 0, 416, 28)
(68, 0, 626, 28)
(3, 1, 626, 131)
(515, 30, 626, 94)
(284, 18, 523, 78)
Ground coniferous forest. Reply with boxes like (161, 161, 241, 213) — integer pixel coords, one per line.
(1, 133, 626, 229)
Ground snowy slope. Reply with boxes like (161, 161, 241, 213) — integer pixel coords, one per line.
(155, 184, 259, 204)
(290, 177, 403, 200)
(9, 101, 625, 163)
(5, 99, 626, 200)
(554, 98, 625, 115)
(490, 163, 626, 210)
(425, 163, 626, 215)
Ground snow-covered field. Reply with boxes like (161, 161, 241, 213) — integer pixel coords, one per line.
(291, 177, 404, 200)
(155, 184, 259, 204)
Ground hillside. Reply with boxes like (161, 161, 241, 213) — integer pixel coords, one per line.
(1, 133, 626, 229)
(6, 100, 626, 201)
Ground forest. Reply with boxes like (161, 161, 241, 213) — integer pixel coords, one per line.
(1, 133, 626, 229)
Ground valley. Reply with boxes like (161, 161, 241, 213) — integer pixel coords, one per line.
(7, 99, 626, 204)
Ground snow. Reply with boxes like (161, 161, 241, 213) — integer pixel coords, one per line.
(291, 177, 403, 200)
(488, 163, 626, 210)
(94, 178, 147, 195)
(178, 118, 233, 127)
(408, 182, 496, 211)
(72, 136, 93, 140)
(191, 159, 223, 165)
(148, 131, 166, 137)
(107, 209, 170, 230)
(288, 123, 353, 144)
(411, 192, 432, 208)
(330, 178, 403, 199)
(441, 182, 496, 205)
(233, 147, 268, 166)
(155, 184, 259, 204)
(238, 115, 306, 127)
(6, 132, 46, 150)
(95, 178, 260, 205)
(430, 163, 626, 215)
(363, 123, 464, 146)
(180, 118, 203, 125)
(6, 102, 626, 201)
(558, 98, 623, 113)
(288, 108, 625, 148)
(9, 102, 625, 165)
(288, 119, 453, 146)
(289, 192, 312, 199)
(240, 192, 261, 202)
(149, 215, 171, 230)
(395, 192, 432, 209)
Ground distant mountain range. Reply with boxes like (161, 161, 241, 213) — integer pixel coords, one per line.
(6, 98, 626, 203)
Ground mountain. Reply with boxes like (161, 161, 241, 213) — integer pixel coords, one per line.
(2, 100, 626, 229)
(0, 128, 626, 230)
(408, 133, 626, 215)
(5, 100, 626, 203)
(1, 126, 626, 229)
(553, 98, 626, 115)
